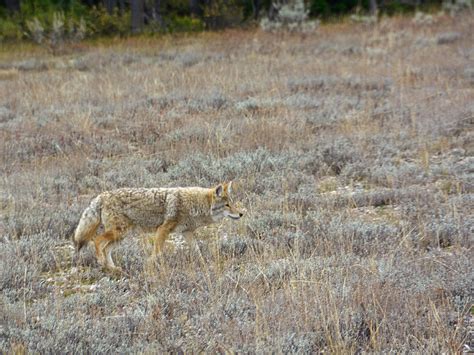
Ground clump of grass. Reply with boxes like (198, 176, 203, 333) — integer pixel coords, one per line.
(436, 31, 462, 44)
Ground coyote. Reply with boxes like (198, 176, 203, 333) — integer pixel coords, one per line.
(73, 182, 243, 271)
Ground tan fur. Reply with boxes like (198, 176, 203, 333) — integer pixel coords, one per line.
(73, 182, 242, 271)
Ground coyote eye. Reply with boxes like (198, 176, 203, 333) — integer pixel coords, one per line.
(225, 203, 230, 207)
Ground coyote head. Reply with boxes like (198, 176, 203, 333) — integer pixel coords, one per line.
(211, 181, 244, 221)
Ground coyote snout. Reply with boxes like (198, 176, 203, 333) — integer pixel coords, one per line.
(73, 181, 243, 272)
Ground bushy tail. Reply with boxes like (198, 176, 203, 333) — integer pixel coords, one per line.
(73, 195, 102, 252)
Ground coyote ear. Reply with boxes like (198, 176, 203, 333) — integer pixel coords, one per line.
(215, 184, 223, 197)
(228, 181, 233, 194)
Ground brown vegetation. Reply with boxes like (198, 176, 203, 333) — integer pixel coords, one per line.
(1, 13, 473, 352)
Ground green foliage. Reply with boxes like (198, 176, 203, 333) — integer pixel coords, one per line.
(0, 0, 88, 42)
(0, 17, 22, 41)
(309, 0, 376, 17)
(163, 0, 192, 16)
(88, 6, 130, 37)
(310, 0, 332, 17)
(168, 16, 205, 32)
(0, 0, 458, 41)
(382, 1, 415, 14)
(260, 0, 319, 32)
(20, 0, 87, 19)
(203, 0, 244, 29)
(23, 11, 87, 51)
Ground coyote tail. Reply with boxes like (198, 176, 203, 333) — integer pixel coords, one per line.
(73, 195, 102, 252)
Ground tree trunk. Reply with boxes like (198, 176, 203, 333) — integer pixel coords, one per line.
(190, 0, 202, 17)
(153, 0, 164, 27)
(369, 0, 378, 16)
(5, 0, 20, 12)
(131, 0, 145, 33)
(118, 0, 125, 16)
(251, 0, 261, 19)
(268, 2, 280, 21)
(104, 0, 117, 14)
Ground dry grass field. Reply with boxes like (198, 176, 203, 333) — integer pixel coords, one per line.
(1, 13, 473, 352)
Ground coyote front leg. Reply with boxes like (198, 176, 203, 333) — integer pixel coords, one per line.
(154, 220, 178, 255)
(94, 228, 124, 271)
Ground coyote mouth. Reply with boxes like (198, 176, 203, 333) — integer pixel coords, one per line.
(228, 215, 241, 220)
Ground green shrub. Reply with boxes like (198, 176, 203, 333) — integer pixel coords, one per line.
(203, 0, 244, 29)
(0, 17, 22, 41)
(382, 2, 414, 15)
(310, 0, 331, 17)
(309, 0, 366, 17)
(88, 6, 130, 37)
(260, 0, 319, 32)
(20, 0, 88, 20)
(168, 16, 205, 32)
(24, 12, 87, 52)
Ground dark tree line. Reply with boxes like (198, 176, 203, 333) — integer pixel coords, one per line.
(0, 0, 445, 36)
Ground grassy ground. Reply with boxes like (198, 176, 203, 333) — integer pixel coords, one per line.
(1, 13, 473, 353)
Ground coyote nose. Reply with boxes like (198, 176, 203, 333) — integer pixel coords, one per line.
(239, 212, 243, 217)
